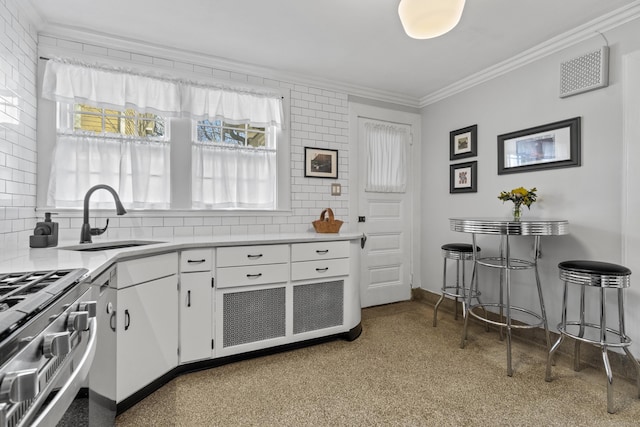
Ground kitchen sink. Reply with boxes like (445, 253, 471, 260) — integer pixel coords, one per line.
(60, 240, 164, 252)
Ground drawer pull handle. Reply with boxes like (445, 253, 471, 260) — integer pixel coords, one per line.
(187, 290, 191, 307)
(316, 267, 329, 273)
(247, 254, 263, 259)
(247, 273, 263, 279)
(316, 250, 329, 255)
(124, 309, 131, 331)
(187, 259, 206, 264)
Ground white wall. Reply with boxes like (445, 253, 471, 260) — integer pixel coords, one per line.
(420, 18, 640, 356)
(0, 0, 38, 250)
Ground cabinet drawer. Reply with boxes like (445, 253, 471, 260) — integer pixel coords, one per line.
(291, 241, 349, 262)
(117, 252, 178, 289)
(291, 258, 350, 281)
(180, 249, 214, 272)
(217, 263, 289, 288)
(217, 244, 289, 267)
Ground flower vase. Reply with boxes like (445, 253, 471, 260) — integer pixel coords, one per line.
(512, 204, 522, 221)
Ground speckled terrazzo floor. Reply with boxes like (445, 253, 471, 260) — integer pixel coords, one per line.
(115, 301, 640, 426)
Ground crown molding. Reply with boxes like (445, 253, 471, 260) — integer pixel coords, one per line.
(37, 24, 421, 109)
(19, 0, 45, 29)
(419, 1, 640, 107)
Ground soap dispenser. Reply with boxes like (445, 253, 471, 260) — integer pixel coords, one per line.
(29, 212, 59, 248)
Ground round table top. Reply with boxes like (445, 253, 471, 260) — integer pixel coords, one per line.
(449, 217, 569, 236)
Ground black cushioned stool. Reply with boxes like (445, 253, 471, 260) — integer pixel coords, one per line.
(433, 243, 481, 327)
(545, 260, 640, 413)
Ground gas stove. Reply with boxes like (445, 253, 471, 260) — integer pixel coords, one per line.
(0, 268, 97, 427)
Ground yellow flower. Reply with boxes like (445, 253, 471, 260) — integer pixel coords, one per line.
(512, 187, 528, 197)
(498, 187, 537, 208)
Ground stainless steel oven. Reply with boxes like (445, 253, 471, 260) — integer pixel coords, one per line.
(0, 268, 102, 427)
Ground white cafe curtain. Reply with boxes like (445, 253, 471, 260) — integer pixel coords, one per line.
(364, 121, 408, 193)
(192, 144, 276, 209)
(47, 134, 171, 209)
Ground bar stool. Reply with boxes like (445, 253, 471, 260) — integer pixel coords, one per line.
(433, 243, 481, 327)
(545, 260, 640, 413)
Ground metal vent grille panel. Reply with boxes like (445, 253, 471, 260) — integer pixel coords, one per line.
(559, 46, 609, 98)
(293, 280, 344, 334)
(223, 287, 286, 348)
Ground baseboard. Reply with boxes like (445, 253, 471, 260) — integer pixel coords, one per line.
(412, 288, 639, 383)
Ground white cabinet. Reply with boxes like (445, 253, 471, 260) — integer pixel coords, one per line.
(116, 273, 177, 402)
(215, 244, 289, 357)
(290, 241, 350, 338)
(179, 249, 214, 364)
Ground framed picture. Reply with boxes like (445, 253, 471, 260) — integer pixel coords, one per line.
(497, 117, 581, 175)
(304, 147, 338, 179)
(450, 161, 477, 193)
(450, 124, 477, 160)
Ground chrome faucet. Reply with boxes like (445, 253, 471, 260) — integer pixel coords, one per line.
(80, 185, 127, 244)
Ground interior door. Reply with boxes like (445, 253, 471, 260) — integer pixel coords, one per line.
(357, 116, 414, 308)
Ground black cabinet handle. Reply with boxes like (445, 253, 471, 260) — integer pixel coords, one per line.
(247, 254, 263, 259)
(316, 250, 329, 255)
(187, 259, 206, 264)
(316, 267, 329, 273)
(187, 290, 191, 307)
(246, 273, 263, 279)
(109, 312, 116, 332)
(124, 309, 130, 331)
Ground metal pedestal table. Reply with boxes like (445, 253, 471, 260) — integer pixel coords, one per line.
(450, 217, 569, 376)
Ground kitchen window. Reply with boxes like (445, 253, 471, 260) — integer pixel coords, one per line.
(39, 58, 290, 213)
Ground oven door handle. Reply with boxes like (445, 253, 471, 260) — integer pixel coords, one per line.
(27, 317, 98, 427)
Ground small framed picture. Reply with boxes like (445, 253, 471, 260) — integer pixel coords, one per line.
(450, 161, 477, 193)
(304, 147, 338, 179)
(450, 125, 478, 160)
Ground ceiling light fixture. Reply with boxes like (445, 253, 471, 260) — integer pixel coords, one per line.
(398, 0, 466, 40)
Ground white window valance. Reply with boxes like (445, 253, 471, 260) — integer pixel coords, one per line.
(42, 59, 283, 128)
(181, 85, 282, 128)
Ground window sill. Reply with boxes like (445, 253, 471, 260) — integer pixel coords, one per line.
(35, 208, 294, 218)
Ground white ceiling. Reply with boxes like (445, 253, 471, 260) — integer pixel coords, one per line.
(27, 0, 640, 106)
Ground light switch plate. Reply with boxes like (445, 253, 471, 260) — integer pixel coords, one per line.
(331, 183, 341, 196)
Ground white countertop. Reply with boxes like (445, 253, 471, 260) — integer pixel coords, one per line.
(0, 232, 363, 280)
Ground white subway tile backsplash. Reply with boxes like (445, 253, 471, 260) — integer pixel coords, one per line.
(174, 226, 194, 237)
(163, 217, 184, 227)
(184, 217, 204, 226)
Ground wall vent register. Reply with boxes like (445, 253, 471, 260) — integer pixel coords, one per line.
(559, 46, 609, 98)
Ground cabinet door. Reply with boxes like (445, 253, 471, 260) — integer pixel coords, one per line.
(180, 272, 213, 363)
(116, 275, 178, 402)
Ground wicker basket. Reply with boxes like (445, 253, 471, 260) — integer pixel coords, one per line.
(312, 208, 343, 233)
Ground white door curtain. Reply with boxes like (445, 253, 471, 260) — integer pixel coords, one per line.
(364, 121, 409, 193)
